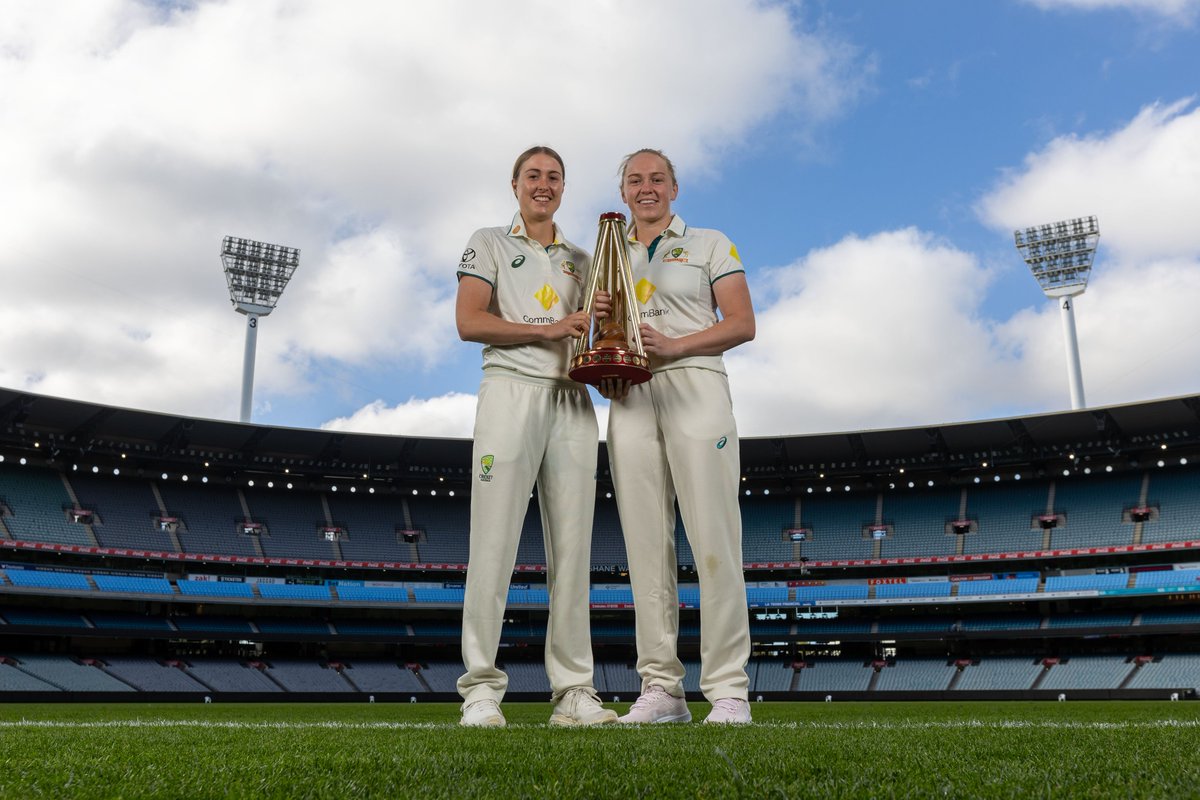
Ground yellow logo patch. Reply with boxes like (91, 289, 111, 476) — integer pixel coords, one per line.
(730, 243, 741, 263)
(535, 284, 560, 310)
(635, 278, 657, 304)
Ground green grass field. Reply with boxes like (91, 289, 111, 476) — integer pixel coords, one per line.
(2, 701, 1198, 798)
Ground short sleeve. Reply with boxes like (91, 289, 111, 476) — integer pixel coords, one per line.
(708, 231, 745, 286)
(456, 229, 496, 287)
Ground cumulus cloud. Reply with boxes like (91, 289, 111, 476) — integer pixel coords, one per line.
(979, 98, 1200, 411)
(0, 0, 864, 422)
(322, 393, 478, 439)
(726, 97, 1200, 437)
(728, 229, 1018, 436)
(978, 99, 1200, 262)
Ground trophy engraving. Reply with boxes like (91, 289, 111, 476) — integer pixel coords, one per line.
(569, 212, 652, 386)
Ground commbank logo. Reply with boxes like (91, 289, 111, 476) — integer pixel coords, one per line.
(635, 278, 656, 304)
(534, 284, 560, 311)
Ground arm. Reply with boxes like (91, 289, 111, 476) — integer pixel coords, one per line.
(639, 272, 755, 359)
(456, 275, 590, 345)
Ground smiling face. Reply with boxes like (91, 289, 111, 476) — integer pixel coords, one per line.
(512, 152, 564, 225)
(620, 151, 678, 232)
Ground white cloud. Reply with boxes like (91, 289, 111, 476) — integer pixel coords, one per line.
(322, 393, 477, 439)
(1022, 0, 1200, 20)
(728, 229, 1019, 436)
(727, 96, 1200, 437)
(979, 98, 1200, 411)
(0, 0, 864, 423)
(978, 99, 1200, 262)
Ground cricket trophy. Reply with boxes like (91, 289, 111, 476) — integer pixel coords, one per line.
(569, 212, 652, 386)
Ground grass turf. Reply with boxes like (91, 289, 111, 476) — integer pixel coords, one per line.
(1, 701, 1198, 798)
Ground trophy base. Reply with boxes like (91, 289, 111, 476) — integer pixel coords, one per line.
(569, 348, 652, 386)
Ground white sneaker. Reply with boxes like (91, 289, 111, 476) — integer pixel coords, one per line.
(618, 684, 691, 724)
(460, 698, 506, 727)
(549, 687, 618, 727)
(703, 697, 752, 724)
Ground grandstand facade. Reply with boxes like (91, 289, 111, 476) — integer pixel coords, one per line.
(2, 386, 1200, 701)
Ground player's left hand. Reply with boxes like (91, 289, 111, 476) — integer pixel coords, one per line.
(638, 323, 682, 358)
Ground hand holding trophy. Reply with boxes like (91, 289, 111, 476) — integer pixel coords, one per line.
(569, 212, 652, 386)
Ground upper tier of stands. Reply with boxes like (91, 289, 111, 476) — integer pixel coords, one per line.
(2, 461, 1198, 567)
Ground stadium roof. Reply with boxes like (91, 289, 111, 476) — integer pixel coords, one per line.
(1, 386, 1199, 491)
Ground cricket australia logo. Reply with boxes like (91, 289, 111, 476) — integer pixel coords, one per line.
(663, 247, 689, 263)
(479, 454, 495, 482)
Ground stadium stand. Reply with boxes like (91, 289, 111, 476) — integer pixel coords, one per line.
(340, 661, 427, 694)
(156, 482, 259, 557)
(795, 660, 873, 692)
(243, 488, 339, 560)
(69, 473, 167, 550)
(874, 659, 957, 692)
(13, 654, 135, 692)
(0, 463, 94, 546)
(1048, 474, 1142, 549)
(952, 658, 1044, 691)
(878, 489, 962, 558)
(102, 657, 208, 692)
(1124, 655, 1200, 691)
(183, 659, 283, 692)
(1038, 655, 1135, 690)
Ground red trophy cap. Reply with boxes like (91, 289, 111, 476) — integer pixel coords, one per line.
(599, 211, 626, 222)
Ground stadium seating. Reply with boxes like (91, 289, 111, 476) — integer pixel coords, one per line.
(1038, 655, 1135, 690)
(265, 660, 356, 692)
(92, 574, 175, 595)
(874, 659, 957, 691)
(952, 658, 1043, 691)
(1142, 470, 1200, 544)
(102, 657, 208, 692)
(5, 570, 92, 591)
(256, 583, 332, 602)
(878, 489, 962, 558)
(1124, 655, 1200, 691)
(0, 463, 94, 546)
(69, 473, 168, 551)
(795, 660, 873, 692)
(183, 659, 283, 692)
(1048, 474, 1141, 549)
(13, 654, 135, 692)
(177, 579, 255, 599)
(340, 661, 426, 694)
(156, 482, 258, 557)
(960, 481, 1049, 555)
(244, 487, 339, 560)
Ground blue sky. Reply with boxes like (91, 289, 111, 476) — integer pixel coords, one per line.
(2, 0, 1199, 438)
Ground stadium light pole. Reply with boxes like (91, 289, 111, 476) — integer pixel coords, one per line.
(221, 236, 300, 423)
(1014, 216, 1099, 411)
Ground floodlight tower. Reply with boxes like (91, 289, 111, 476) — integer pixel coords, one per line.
(1014, 216, 1100, 411)
(221, 236, 300, 423)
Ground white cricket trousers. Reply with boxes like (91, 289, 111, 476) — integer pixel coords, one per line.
(607, 367, 750, 702)
(457, 371, 599, 705)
